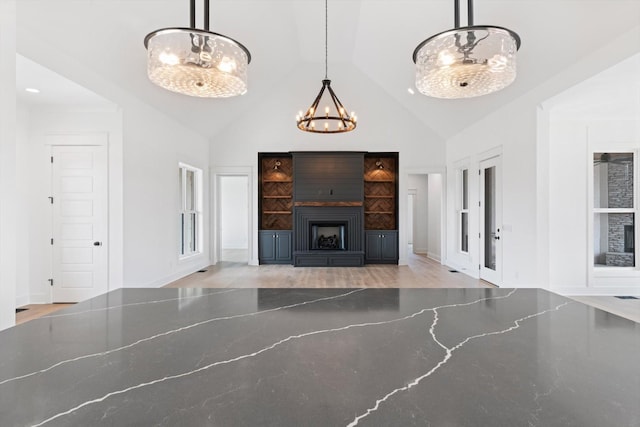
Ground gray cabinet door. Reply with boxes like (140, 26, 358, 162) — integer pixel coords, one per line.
(381, 231, 398, 261)
(259, 231, 276, 262)
(365, 230, 397, 264)
(275, 231, 292, 262)
(259, 230, 292, 264)
(365, 231, 382, 261)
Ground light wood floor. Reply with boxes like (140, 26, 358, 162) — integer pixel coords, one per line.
(15, 251, 639, 324)
(15, 304, 75, 325)
(166, 251, 490, 289)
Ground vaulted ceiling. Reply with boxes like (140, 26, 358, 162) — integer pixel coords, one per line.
(15, 0, 640, 140)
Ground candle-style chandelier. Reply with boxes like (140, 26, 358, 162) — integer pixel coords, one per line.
(296, 0, 357, 133)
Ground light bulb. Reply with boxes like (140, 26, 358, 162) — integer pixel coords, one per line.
(159, 51, 179, 65)
(324, 122, 329, 131)
(438, 50, 456, 66)
(217, 56, 237, 73)
(325, 106, 330, 117)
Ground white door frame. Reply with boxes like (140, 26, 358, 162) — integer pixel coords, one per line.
(407, 189, 417, 250)
(211, 166, 255, 265)
(479, 155, 502, 286)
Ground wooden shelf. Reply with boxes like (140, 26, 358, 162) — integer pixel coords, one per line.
(364, 179, 394, 183)
(364, 195, 394, 199)
(263, 180, 293, 183)
(264, 211, 292, 215)
(365, 211, 394, 215)
(263, 195, 292, 199)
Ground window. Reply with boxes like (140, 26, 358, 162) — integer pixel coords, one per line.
(459, 168, 469, 253)
(593, 152, 635, 268)
(179, 163, 203, 257)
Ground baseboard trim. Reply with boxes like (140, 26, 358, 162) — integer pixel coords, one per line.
(135, 262, 212, 288)
(427, 253, 441, 263)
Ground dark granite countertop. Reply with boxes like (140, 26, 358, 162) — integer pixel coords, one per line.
(0, 288, 638, 426)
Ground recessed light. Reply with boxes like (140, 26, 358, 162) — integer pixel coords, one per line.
(25, 88, 40, 93)
(407, 88, 415, 95)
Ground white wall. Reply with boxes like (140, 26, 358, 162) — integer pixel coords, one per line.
(210, 63, 446, 265)
(122, 103, 210, 287)
(17, 107, 124, 303)
(17, 33, 211, 293)
(427, 174, 442, 262)
(0, 0, 17, 330)
(407, 174, 428, 254)
(547, 120, 639, 295)
(220, 176, 248, 250)
(15, 105, 30, 307)
(445, 26, 640, 290)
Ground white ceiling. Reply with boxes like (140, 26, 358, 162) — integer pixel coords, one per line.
(16, 54, 117, 111)
(15, 0, 640, 139)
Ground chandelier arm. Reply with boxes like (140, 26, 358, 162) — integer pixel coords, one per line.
(204, 0, 210, 31)
(190, 0, 196, 28)
(326, 84, 349, 127)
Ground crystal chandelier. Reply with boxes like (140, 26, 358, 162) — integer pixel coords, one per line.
(296, 0, 357, 133)
(144, 0, 251, 98)
(412, 0, 521, 99)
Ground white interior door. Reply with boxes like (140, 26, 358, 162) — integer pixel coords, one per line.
(52, 145, 108, 302)
(479, 156, 502, 286)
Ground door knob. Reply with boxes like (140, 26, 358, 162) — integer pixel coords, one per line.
(494, 236, 500, 240)
(93, 241, 102, 246)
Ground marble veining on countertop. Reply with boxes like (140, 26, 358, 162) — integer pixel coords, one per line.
(0, 288, 638, 426)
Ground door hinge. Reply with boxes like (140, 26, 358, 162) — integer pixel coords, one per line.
(48, 278, 54, 286)
(478, 201, 481, 207)
(51, 156, 54, 163)
(479, 169, 481, 175)
(478, 264, 481, 270)
(48, 196, 54, 204)
(479, 233, 481, 238)
(50, 238, 54, 245)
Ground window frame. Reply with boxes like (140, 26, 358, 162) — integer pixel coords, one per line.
(588, 146, 640, 281)
(458, 168, 470, 254)
(179, 163, 203, 259)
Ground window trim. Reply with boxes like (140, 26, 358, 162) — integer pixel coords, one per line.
(588, 146, 640, 282)
(458, 168, 470, 254)
(179, 163, 203, 259)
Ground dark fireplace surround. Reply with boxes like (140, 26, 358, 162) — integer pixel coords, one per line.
(293, 206, 364, 266)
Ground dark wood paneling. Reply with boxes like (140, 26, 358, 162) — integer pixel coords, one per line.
(293, 153, 364, 202)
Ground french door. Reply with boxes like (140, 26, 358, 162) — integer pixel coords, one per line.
(479, 156, 502, 286)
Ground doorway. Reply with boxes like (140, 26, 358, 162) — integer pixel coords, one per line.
(479, 156, 502, 285)
(218, 175, 249, 263)
(407, 190, 416, 253)
(51, 145, 108, 302)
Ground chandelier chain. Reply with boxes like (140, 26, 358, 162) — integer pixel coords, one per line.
(325, 0, 328, 79)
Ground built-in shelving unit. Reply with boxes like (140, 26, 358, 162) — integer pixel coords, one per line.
(259, 154, 293, 231)
(363, 154, 397, 230)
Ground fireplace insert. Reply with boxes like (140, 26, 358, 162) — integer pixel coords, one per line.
(310, 223, 347, 250)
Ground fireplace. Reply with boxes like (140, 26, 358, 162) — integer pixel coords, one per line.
(293, 206, 364, 266)
(311, 223, 347, 250)
(624, 225, 634, 253)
